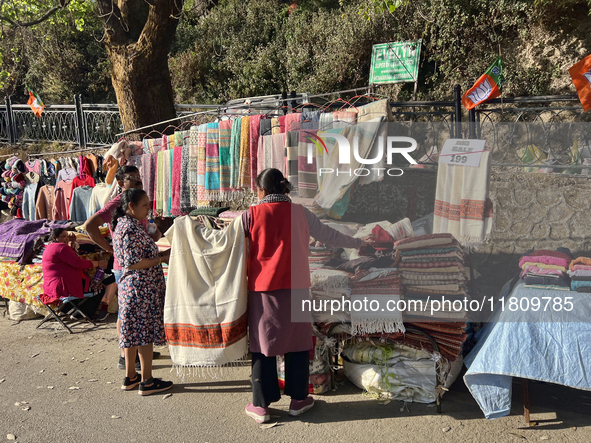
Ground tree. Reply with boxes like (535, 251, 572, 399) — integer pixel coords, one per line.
(1, 0, 184, 132)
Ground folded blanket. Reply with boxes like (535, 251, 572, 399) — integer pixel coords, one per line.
(570, 257, 591, 270)
(350, 291, 404, 336)
(521, 265, 565, 277)
(520, 262, 567, 272)
(571, 280, 591, 290)
(394, 233, 456, 251)
(399, 244, 463, 257)
(567, 269, 591, 277)
(399, 261, 464, 269)
(518, 255, 569, 269)
(570, 264, 591, 272)
(310, 269, 350, 294)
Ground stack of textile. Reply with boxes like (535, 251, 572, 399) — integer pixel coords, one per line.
(309, 269, 351, 324)
(348, 268, 404, 335)
(568, 257, 591, 292)
(520, 249, 572, 291)
(403, 322, 468, 362)
(309, 241, 333, 271)
(395, 233, 468, 321)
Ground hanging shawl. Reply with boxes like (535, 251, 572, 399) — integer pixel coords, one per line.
(284, 112, 302, 132)
(230, 118, 242, 193)
(180, 130, 192, 214)
(315, 99, 390, 210)
(260, 118, 272, 137)
(155, 150, 166, 216)
(164, 216, 248, 370)
(189, 126, 200, 209)
(433, 150, 494, 246)
(218, 119, 233, 198)
(141, 153, 153, 203)
(277, 115, 287, 133)
(239, 117, 251, 190)
(297, 111, 320, 198)
(271, 117, 281, 135)
(205, 122, 220, 201)
(171, 141, 183, 216)
(286, 131, 299, 193)
(259, 133, 286, 176)
(249, 115, 262, 191)
(197, 124, 208, 206)
(333, 110, 358, 128)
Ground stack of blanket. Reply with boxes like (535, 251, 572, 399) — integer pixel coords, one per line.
(568, 257, 591, 292)
(395, 233, 468, 321)
(519, 249, 572, 291)
(348, 268, 404, 335)
(309, 269, 351, 323)
(309, 241, 333, 271)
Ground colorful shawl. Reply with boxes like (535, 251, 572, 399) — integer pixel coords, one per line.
(258, 133, 286, 176)
(518, 255, 570, 269)
(433, 150, 493, 246)
(197, 124, 208, 206)
(284, 112, 302, 132)
(180, 131, 191, 214)
(249, 115, 262, 191)
(239, 117, 251, 190)
(164, 216, 248, 369)
(286, 131, 299, 192)
(218, 119, 233, 197)
(155, 150, 166, 216)
(162, 149, 171, 217)
(205, 122, 220, 200)
(189, 126, 200, 209)
(230, 118, 242, 192)
(171, 145, 183, 216)
(277, 115, 287, 133)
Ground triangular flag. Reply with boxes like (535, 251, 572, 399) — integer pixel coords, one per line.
(462, 57, 504, 110)
(569, 54, 591, 112)
(26, 88, 45, 118)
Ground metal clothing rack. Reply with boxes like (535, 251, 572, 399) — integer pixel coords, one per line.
(28, 144, 110, 158)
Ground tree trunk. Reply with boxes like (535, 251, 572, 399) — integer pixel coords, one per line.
(98, 0, 183, 134)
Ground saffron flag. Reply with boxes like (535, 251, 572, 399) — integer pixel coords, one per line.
(462, 57, 504, 110)
(27, 89, 45, 118)
(569, 54, 591, 112)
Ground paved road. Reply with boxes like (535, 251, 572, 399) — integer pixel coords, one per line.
(1, 316, 590, 443)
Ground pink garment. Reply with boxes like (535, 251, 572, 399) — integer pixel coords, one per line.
(520, 265, 566, 278)
(571, 265, 591, 272)
(53, 180, 73, 221)
(518, 255, 569, 269)
(41, 242, 92, 303)
(250, 115, 262, 191)
(171, 147, 182, 216)
(284, 113, 302, 132)
(278, 115, 287, 133)
(526, 249, 573, 261)
(96, 194, 148, 271)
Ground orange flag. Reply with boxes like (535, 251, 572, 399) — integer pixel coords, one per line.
(569, 54, 591, 112)
(462, 57, 504, 110)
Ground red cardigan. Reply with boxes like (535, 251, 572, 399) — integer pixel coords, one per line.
(41, 242, 93, 303)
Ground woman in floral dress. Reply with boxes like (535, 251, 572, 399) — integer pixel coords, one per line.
(112, 188, 173, 396)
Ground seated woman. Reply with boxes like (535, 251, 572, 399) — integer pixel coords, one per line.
(42, 228, 108, 319)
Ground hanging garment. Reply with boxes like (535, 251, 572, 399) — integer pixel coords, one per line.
(69, 186, 93, 222)
(197, 124, 208, 206)
(155, 150, 166, 217)
(22, 183, 38, 221)
(260, 118, 272, 137)
(229, 118, 242, 193)
(205, 122, 220, 201)
(180, 131, 191, 214)
(162, 148, 171, 217)
(284, 112, 301, 133)
(286, 131, 299, 193)
(315, 99, 390, 210)
(25, 159, 42, 176)
(55, 168, 77, 186)
(297, 127, 318, 198)
(249, 115, 262, 191)
(239, 117, 250, 190)
(319, 112, 333, 131)
(433, 150, 493, 246)
(171, 144, 182, 216)
(88, 182, 111, 216)
(188, 127, 200, 209)
(333, 110, 358, 128)
(168, 148, 174, 213)
(164, 216, 248, 368)
(53, 179, 74, 220)
(271, 117, 281, 135)
(258, 133, 286, 176)
(35, 185, 56, 221)
(219, 119, 233, 198)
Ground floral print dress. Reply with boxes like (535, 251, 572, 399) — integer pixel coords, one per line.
(113, 215, 166, 348)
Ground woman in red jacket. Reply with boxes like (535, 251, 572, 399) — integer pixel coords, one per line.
(42, 228, 108, 318)
(243, 168, 368, 423)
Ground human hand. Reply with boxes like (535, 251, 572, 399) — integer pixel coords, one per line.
(67, 232, 77, 243)
(160, 255, 170, 264)
(361, 234, 376, 244)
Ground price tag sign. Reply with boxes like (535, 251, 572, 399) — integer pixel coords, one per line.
(438, 139, 486, 168)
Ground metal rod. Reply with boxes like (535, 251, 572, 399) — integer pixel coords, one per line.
(29, 144, 110, 157)
(115, 109, 219, 137)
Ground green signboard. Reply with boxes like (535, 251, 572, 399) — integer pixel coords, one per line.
(369, 40, 422, 84)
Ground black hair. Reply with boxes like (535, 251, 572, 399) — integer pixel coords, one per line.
(255, 168, 292, 195)
(115, 165, 140, 183)
(50, 228, 67, 242)
(111, 188, 148, 230)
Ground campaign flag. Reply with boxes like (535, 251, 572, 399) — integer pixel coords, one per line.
(462, 57, 504, 110)
(27, 88, 45, 118)
(569, 54, 591, 112)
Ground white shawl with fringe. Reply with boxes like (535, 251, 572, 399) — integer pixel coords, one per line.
(164, 216, 248, 370)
